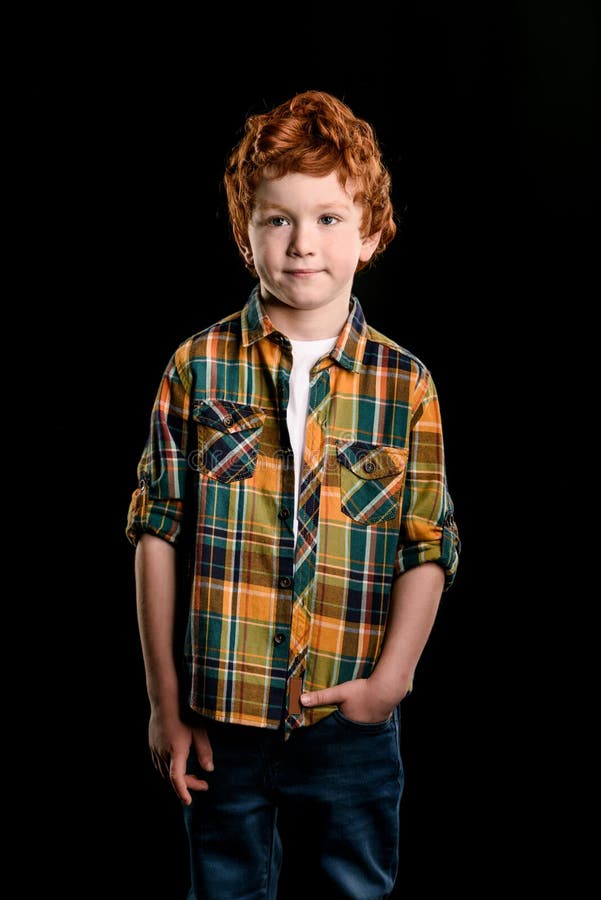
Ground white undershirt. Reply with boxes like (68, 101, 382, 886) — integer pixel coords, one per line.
(287, 338, 337, 537)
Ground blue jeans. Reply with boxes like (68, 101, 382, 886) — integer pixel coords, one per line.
(183, 707, 403, 899)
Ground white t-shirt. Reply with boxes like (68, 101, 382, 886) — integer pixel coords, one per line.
(287, 338, 337, 537)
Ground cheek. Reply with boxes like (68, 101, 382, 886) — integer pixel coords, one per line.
(327, 236, 363, 268)
(256, 246, 279, 273)
(252, 244, 285, 281)
(253, 234, 285, 262)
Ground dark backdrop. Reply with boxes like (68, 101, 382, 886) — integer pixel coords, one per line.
(31, 5, 596, 897)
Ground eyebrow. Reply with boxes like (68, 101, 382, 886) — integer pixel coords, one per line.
(256, 200, 353, 213)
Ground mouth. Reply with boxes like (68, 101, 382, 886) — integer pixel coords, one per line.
(284, 269, 323, 278)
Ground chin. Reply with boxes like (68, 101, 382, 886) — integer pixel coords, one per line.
(284, 295, 333, 310)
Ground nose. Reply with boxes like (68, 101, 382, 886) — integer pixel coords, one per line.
(287, 222, 315, 258)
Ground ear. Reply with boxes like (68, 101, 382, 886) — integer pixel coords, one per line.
(233, 224, 254, 268)
(240, 244, 254, 267)
(359, 230, 382, 263)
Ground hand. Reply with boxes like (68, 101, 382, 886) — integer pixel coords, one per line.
(300, 676, 401, 724)
(149, 709, 214, 805)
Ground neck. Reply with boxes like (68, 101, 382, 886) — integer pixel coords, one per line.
(260, 292, 350, 341)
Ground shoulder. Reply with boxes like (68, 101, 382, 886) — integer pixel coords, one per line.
(173, 309, 243, 366)
(153, 310, 243, 392)
(361, 322, 443, 409)
(363, 323, 432, 383)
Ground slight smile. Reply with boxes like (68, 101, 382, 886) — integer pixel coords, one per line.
(284, 269, 324, 278)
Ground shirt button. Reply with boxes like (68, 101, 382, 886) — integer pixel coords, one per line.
(363, 460, 376, 474)
(278, 508, 290, 519)
(279, 576, 292, 588)
(222, 415, 234, 427)
(274, 633, 285, 645)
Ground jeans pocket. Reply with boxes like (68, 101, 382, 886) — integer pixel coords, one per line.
(332, 708, 394, 734)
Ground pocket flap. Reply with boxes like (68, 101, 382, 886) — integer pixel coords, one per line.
(336, 441, 408, 480)
(192, 400, 265, 433)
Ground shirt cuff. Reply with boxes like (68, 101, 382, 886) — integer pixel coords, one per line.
(395, 519, 460, 591)
(125, 484, 184, 547)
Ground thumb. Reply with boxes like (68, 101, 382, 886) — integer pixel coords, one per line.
(301, 684, 348, 708)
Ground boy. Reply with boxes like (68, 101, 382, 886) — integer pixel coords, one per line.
(127, 90, 460, 898)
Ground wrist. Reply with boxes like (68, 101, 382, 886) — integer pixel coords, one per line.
(147, 680, 180, 713)
(369, 668, 413, 705)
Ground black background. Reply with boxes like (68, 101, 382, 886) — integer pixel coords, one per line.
(28, 4, 596, 897)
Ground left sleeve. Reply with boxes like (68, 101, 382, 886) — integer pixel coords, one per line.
(394, 368, 460, 591)
(125, 343, 192, 547)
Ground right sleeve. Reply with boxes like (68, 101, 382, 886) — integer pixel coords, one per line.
(126, 346, 192, 547)
(394, 368, 460, 592)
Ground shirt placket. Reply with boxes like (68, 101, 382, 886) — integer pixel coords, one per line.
(268, 335, 298, 727)
(285, 363, 331, 733)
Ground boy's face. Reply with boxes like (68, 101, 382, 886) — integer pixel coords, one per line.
(242, 171, 381, 316)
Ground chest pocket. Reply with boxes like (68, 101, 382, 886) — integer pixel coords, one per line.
(337, 441, 409, 525)
(192, 400, 265, 483)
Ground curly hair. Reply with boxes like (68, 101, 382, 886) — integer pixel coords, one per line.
(224, 91, 396, 274)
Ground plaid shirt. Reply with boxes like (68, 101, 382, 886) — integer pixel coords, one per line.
(126, 287, 460, 733)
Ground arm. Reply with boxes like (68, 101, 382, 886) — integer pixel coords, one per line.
(302, 367, 457, 720)
(301, 562, 444, 721)
(136, 533, 213, 804)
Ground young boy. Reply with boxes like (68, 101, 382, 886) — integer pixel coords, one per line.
(127, 90, 460, 898)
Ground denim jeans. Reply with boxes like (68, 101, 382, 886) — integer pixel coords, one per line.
(183, 707, 403, 899)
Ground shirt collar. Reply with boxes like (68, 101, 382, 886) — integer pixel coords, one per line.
(240, 285, 368, 373)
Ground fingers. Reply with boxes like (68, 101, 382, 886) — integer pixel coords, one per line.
(169, 750, 192, 805)
(169, 749, 209, 806)
(301, 684, 347, 708)
(174, 728, 214, 803)
(192, 727, 215, 773)
(150, 727, 214, 806)
(184, 773, 210, 793)
(152, 749, 209, 805)
(151, 749, 170, 779)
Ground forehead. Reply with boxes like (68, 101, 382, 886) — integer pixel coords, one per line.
(253, 170, 358, 208)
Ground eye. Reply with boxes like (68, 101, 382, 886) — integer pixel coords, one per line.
(319, 215, 338, 225)
(268, 216, 289, 227)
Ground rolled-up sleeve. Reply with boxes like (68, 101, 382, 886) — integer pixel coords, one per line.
(394, 370, 460, 590)
(126, 344, 192, 547)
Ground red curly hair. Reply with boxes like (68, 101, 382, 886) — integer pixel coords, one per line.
(224, 90, 396, 274)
